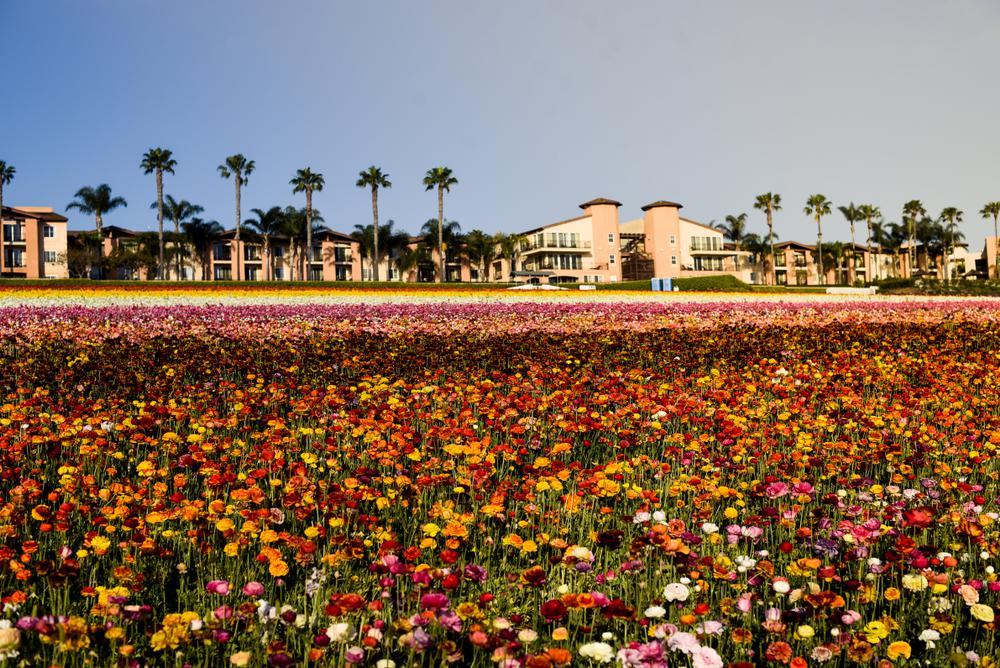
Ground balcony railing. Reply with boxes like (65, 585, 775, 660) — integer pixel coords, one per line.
(212, 247, 232, 262)
(520, 240, 592, 252)
(689, 240, 724, 252)
(333, 250, 353, 263)
(523, 260, 584, 271)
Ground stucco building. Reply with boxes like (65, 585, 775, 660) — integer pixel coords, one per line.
(0, 206, 69, 278)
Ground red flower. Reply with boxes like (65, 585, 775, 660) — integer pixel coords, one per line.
(540, 598, 567, 622)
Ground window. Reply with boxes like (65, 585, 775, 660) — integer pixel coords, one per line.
(44, 251, 57, 263)
(43, 225, 55, 238)
(273, 267, 284, 280)
(669, 235, 676, 245)
(274, 246, 285, 258)
(308, 267, 323, 281)
(244, 266, 259, 281)
(609, 254, 616, 265)
(608, 233, 614, 243)
(214, 266, 232, 281)
(3, 224, 22, 242)
(4, 248, 24, 267)
(671, 255, 677, 265)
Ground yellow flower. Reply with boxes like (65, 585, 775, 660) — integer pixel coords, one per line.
(971, 604, 995, 623)
(230, 652, 252, 666)
(796, 625, 815, 639)
(863, 621, 889, 643)
(269, 560, 289, 577)
(884, 587, 901, 601)
(887, 641, 911, 661)
(552, 627, 569, 641)
(90, 536, 111, 556)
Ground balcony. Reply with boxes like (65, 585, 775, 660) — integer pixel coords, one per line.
(522, 260, 585, 272)
(244, 247, 263, 262)
(520, 239, 591, 254)
(333, 249, 353, 263)
(212, 246, 232, 262)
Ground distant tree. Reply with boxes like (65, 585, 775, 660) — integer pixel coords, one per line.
(218, 154, 255, 280)
(280, 206, 324, 280)
(355, 166, 391, 281)
(753, 193, 782, 285)
(151, 195, 203, 279)
(421, 218, 462, 279)
(494, 233, 522, 281)
(902, 200, 926, 277)
(464, 229, 496, 281)
(291, 168, 325, 281)
(804, 194, 832, 284)
(245, 206, 284, 280)
(352, 219, 409, 281)
(0, 161, 15, 222)
(857, 204, 882, 282)
(937, 207, 963, 281)
(66, 184, 127, 240)
(837, 202, 862, 283)
(140, 148, 177, 279)
(980, 202, 1000, 280)
(423, 167, 458, 282)
(714, 213, 749, 244)
(181, 218, 224, 281)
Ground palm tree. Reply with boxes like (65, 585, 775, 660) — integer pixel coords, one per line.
(395, 244, 433, 283)
(937, 207, 963, 281)
(140, 148, 177, 279)
(280, 206, 324, 280)
(151, 195, 203, 280)
(902, 200, 926, 277)
(423, 167, 459, 282)
(836, 202, 861, 284)
(0, 161, 15, 222)
(494, 233, 522, 281)
(66, 184, 127, 236)
(740, 232, 772, 283)
(290, 168, 325, 281)
(355, 166, 391, 281)
(856, 204, 882, 282)
(218, 154, 255, 281)
(803, 194, 832, 284)
(713, 213, 749, 244)
(463, 229, 496, 281)
(753, 193, 782, 285)
(421, 218, 462, 280)
(980, 202, 1000, 280)
(245, 206, 284, 280)
(181, 218, 224, 281)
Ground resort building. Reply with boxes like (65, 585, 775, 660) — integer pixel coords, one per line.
(493, 198, 751, 284)
(0, 206, 69, 278)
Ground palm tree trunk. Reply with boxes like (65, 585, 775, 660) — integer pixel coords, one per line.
(866, 220, 873, 284)
(371, 186, 380, 282)
(234, 178, 242, 282)
(994, 214, 999, 281)
(156, 169, 164, 280)
(849, 223, 857, 285)
(815, 215, 824, 286)
(173, 216, 182, 280)
(767, 211, 775, 286)
(437, 186, 445, 283)
(305, 189, 313, 282)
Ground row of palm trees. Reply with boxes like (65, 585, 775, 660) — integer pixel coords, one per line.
(1, 150, 462, 283)
(715, 193, 1000, 284)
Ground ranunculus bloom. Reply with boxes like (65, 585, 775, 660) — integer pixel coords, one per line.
(971, 604, 995, 623)
(207, 580, 230, 596)
(242, 581, 265, 597)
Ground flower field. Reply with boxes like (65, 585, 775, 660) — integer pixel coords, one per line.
(1, 295, 999, 666)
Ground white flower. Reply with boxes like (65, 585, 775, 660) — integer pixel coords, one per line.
(518, 629, 538, 643)
(579, 641, 615, 663)
(772, 579, 791, 594)
(633, 511, 651, 524)
(663, 582, 690, 602)
(919, 629, 940, 648)
(644, 605, 666, 619)
(326, 622, 356, 642)
(692, 646, 724, 668)
(701, 522, 719, 534)
(601, 631, 614, 641)
(376, 661, 397, 668)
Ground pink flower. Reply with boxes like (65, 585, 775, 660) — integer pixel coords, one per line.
(420, 592, 449, 610)
(765, 482, 790, 499)
(242, 581, 265, 597)
(207, 580, 231, 596)
(344, 646, 365, 663)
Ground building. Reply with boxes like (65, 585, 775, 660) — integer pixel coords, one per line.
(493, 198, 750, 284)
(0, 206, 69, 278)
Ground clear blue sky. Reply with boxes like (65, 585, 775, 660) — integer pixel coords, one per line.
(3, 1, 999, 247)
